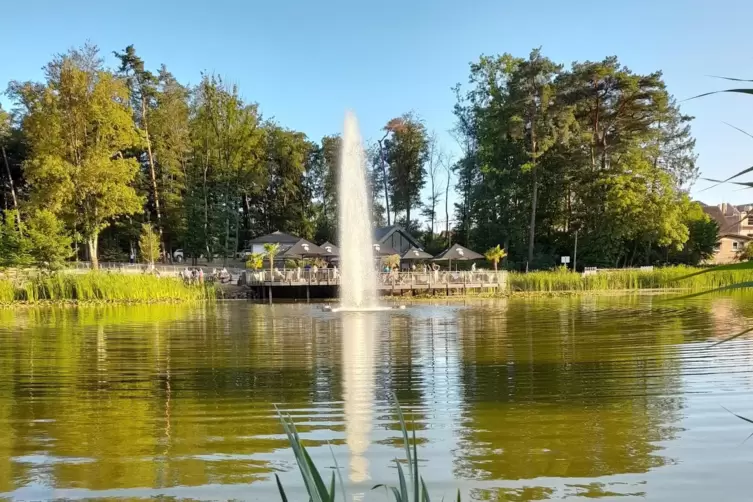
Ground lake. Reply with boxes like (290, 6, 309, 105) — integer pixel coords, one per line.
(1, 295, 752, 501)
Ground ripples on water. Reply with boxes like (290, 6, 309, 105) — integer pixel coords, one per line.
(1, 295, 753, 500)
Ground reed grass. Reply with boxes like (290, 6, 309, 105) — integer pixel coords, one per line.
(276, 395, 460, 502)
(507, 266, 753, 293)
(0, 272, 214, 304)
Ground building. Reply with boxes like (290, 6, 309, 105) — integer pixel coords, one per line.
(245, 231, 301, 254)
(701, 203, 753, 264)
(374, 226, 422, 255)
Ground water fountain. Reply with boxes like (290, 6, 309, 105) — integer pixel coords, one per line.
(329, 111, 378, 311)
(321, 110, 403, 312)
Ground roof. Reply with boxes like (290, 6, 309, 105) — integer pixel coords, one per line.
(279, 239, 326, 258)
(401, 246, 433, 260)
(319, 241, 339, 256)
(432, 243, 484, 261)
(374, 225, 421, 248)
(720, 233, 753, 241)
(247, 230, 300, 245)
(701, 204, 738, 234)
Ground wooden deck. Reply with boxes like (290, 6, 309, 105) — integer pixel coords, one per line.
(243, 271, 507, 301)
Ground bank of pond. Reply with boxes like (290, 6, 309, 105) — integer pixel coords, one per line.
(507, 265, 753, 293)
(0, 271, 213, 304)
(0, 265, 748, 304)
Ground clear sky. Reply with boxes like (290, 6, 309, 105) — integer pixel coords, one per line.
(2, 0, 753, 212)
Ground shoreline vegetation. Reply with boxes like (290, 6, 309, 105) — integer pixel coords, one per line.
(0, 271, 213, 305)
(505, 266, 752, 293)
(0, 265, 747, 306)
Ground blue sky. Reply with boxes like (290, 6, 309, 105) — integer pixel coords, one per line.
(2, 0, 753, 214)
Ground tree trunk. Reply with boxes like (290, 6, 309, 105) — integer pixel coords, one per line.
(445, 170, 450, 246)
(377, 137, 391, 226)
(1, 146, 20, 226)
(88, 236, 99, 270)
(142, 99, 163, 248)
(527, 171, 538, 264)
(203, 144, 210, 259)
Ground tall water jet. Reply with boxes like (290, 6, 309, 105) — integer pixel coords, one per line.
(338, 111, 378, 309)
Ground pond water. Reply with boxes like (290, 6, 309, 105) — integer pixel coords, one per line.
(1, 295, 753, 501)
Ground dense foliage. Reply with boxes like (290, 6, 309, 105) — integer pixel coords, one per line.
(451, 50, 711, 269)
(0, 43, 715, 270)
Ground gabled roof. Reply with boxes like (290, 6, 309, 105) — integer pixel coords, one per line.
(247, 230, 301, 245)
(280, 239, 326, 258)
(433, 243, 483, 261)
(374, 225, 421, 248)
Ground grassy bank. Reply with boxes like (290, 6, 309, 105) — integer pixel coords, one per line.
(0, 272, 214, 304)
(507, 266, 753, 293)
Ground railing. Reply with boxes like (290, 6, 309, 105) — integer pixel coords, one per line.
(64, 262, 245, 283)
(244, 269, 507, 288)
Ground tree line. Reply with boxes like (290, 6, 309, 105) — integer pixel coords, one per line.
(0, 43, 717, 269)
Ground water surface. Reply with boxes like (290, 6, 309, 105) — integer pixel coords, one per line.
(1, 296, 753, 501)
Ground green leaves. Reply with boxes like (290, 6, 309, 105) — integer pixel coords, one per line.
(138, 223, 161, 265)
(274, 405, 344, 502)
(26, 210, 73, 270)
(274, 395, 457, 502)
(370, 393, 444, 502)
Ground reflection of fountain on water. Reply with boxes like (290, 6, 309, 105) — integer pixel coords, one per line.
(341, 312, 376, 483)
(337, 111, 381, 311)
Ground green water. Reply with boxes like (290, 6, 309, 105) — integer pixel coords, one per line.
(1, 296, 752, 501)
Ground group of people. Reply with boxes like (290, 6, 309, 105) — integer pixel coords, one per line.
(181, 267, 204, 284)
(181, 267, 234, 285)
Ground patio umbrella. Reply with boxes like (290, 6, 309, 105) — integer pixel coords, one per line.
(373, 243, 400, 257)
(401, 246, 433, 260)
(432, 243, 483, 270)
(319, 241, 339, 258)
(280, 239, 326, 259)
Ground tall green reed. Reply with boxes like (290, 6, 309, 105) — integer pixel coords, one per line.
(507, 266, 753, 293)
(275, 395, 460, 502)
(0, 271, 214, 304)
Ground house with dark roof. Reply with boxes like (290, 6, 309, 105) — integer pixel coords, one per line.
(246, 231, 301, 254)
(701, 203, 753, 263)
(374, 226, 421, 255)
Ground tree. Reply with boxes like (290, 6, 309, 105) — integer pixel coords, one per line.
(115, 45, 163, 241)
(189, 74, 265, 262)
(737, 243, 753, 262)
(26, 210, 72, 269)
(149, 66, 191, 255)
(309, 135, 340, 242)
(484, 245, 507, 271)
(507, 49, 569, 263)
(263, 242, 280, 278)
(0, 107, 20, 221)
(381, 254, 400, 269)
(245, 252, 264, 270)
(451, 49, 694, 269)
(670, 205, 719, 265)
(381, 114, 430, 229)
(0, 210, 31, 267)
(421, 132, 443, 245)
(8, 44, 143, 268)
(139, 223, 161, 266)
